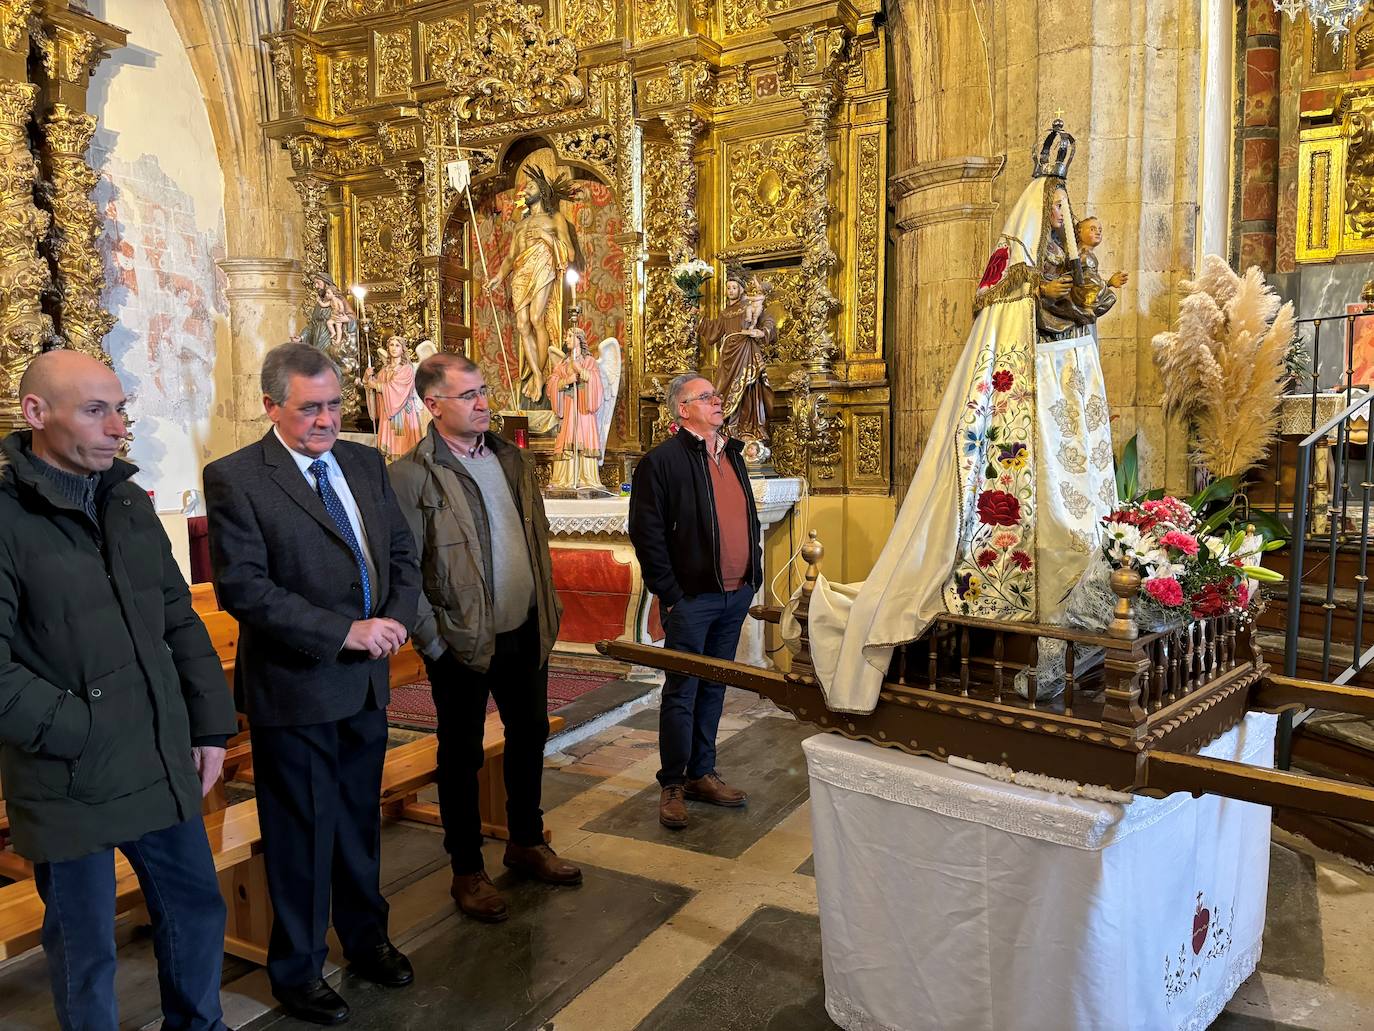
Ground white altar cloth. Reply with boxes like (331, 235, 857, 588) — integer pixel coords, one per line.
(804, 713, 1277, 1031)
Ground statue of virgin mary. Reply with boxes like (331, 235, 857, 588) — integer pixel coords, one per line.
(800, 121, 1120, 714)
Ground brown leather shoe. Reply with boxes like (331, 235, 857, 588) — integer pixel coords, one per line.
(450, 871, 508, 923)
(503, 843, 583, 885)
(659, 784, 688, 828)
(684, 772, 748, 807)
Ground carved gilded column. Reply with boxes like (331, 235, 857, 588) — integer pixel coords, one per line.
(383, 162, 425, 339)
(796, 82, 841, 378)
(290, 174, 330, 279)
(659, 110, 703, 374)
(0, 79, 55, 429)
(44, 103, 112, 362)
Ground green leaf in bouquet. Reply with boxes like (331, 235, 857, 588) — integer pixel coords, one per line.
(1241, 507, 1290, 544)
(1116, 434, 1139, 502)
(1188, 475, 1240, 512)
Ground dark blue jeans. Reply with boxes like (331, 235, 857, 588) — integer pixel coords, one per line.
(658, 585, 755, 786)
(34, 816, 226, 1031)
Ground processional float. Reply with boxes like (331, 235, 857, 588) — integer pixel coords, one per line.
(600, 532, 1374, 825)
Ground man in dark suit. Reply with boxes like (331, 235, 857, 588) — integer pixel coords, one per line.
(204, 342, 420, 1026)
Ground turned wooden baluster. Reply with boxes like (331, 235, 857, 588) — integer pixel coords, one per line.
(993, 632, 1005, 703)
(1026, 638, 1039, 708)
(1169, 629, 1182, 701)
(1152, 639, 1167, 711)
(1063, 643, 1076, 716)
(928, 627, 939, 690)
(1184, 624, 1197, 693)
(959, 628, 971, 696)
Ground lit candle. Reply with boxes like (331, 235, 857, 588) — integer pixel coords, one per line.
(565, 267, 579, 304)
(350, 284, 368, 369)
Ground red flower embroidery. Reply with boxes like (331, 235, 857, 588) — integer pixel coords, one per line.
(976, 549, 997, 569)
(992, 370, 1014, 392)
(976, 490, 1021, 527)
(979, 246, 1010, 289)
(1010, 550, 1033, 571)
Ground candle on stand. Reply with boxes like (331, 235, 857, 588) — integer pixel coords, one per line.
(565, 267, 579, 306)
(350, 284, 369, 370)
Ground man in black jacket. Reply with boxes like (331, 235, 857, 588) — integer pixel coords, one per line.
(628, 372, 763, 829)
(0, 349, 238, 1030)
(204, 343, 420, 1025)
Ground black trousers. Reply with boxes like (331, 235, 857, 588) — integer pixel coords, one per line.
(251, 705, 390, 990)
(424, 616, 550, 874)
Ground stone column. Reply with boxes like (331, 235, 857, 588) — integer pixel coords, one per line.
(219, 258, 307, 447)
(886, 0, 998, 490)
(1238, 1, 1281, 273)
(889, 158, 1001, 489)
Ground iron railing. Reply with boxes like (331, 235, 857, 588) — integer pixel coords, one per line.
(1274, 309, 1374, 767)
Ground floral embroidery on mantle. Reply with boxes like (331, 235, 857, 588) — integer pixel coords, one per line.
(944, 317, 1038, 621)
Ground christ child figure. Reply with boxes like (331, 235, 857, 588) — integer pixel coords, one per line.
(1072, 216, 1128, 319)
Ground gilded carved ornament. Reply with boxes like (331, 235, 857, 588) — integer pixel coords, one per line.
(852, 133, 880, 355)
(0, 80, 54, 420)
(269, 37, 296, 104)
(0, 0, 35, 53)
(772, 369, 839, 480)
(854, 412, 882, 476)
(36, 27, 105, 84)
(562, 0, 616, 47)
(726, 132, 808, 246)
(636, 0, 679, 41)
(374, 27, 412, 97)
(330, 54, 368, 118)
(427, 0, 583, 123)
(291, 175, 331, 277)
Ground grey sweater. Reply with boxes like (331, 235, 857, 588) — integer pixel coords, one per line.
(456, 449, 536, 632)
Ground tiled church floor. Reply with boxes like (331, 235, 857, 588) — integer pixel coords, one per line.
(2, 689, 1374, 1030)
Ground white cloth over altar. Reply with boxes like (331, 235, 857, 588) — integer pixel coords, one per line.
(796, 176, 1115, 714)
(804, 714, 1276, 1031)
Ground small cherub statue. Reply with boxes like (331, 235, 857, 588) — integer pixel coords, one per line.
(1073, 216, 1128, 317)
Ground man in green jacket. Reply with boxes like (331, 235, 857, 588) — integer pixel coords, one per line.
(0, 350, 238, 1030)
(389, 353, 578, 923)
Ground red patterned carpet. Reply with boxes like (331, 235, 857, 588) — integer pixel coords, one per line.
(387, 668, 620, 731)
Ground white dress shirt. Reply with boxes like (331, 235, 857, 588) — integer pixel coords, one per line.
(274, 428, 378, 591)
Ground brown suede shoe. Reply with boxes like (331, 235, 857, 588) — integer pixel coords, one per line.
(684, 772, 748, 807)
(659, 784, 688, 828)
(450, 871, 508, 923)
(503, 843, 583, 885)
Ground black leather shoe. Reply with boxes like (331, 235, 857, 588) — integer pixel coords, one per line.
(272, 979, 350, 1026)
(348, 940, 414, 988)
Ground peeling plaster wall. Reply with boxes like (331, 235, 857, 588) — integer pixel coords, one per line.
(87, 0, 230, 512)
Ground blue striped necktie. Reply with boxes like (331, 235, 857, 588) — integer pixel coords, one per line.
(308, 459, 372, 617)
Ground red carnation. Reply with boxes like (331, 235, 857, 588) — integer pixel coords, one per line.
(976, 549, 997, 568)
(1010, 550, 1033, 571)
(979, 246, 1010, 289)
(977, 490, 1022, 527)
(1144, 577, 1185, 607)
(992, 370, 1014, 393)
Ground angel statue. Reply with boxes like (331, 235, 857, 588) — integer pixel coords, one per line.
(547, 326, 622, 492)
(481, 166, 583, 405)
(359, 335, 427, 461)
(704, 269, 777, 444)
(792, 119, 1125, 714)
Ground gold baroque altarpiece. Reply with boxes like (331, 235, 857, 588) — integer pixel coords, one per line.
(266, 0, 889, 493)
(0, 1, 125, 431)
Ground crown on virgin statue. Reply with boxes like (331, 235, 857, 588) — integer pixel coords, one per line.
(1032, 118, 1075, 180)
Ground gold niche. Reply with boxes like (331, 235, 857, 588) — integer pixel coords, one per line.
(266, 0, 890, 494)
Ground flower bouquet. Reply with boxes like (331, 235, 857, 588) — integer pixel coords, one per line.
(670, 257, 714, 307)
(1087, 495, 1282, 631)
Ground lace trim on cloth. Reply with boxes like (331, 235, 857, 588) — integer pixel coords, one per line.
(947, 755, 1135, 804)
(825, 987, 907, 1031)
(802, 715, 1277, 851)
(1176, 940, 1262, 1031)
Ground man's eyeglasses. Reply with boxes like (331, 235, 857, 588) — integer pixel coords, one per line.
(683, 391, 722, 406)
(429, 386, 490, 403)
